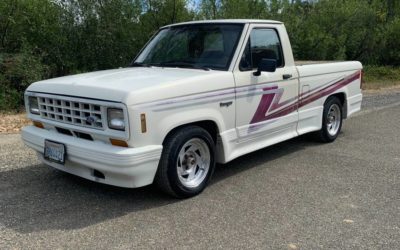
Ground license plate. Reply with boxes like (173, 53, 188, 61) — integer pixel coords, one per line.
(44, 140, 66, 164)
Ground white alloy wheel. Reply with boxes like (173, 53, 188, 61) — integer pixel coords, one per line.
(177, 138, 211, 188)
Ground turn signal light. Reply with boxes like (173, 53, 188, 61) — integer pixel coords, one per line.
(110, 138, 128, 147)
(33, 121, 44, 129)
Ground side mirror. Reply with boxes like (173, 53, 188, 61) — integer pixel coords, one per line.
(253, 59, 277, 76)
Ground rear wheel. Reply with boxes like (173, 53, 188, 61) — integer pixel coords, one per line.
(315, 96, 343, 142)
(155, 126, 215, 198)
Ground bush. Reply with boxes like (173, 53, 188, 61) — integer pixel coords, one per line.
(0, 48, 48, 111)
(0, 0, 399, 111)
(0, 86, 22, 111)
(381, 18, 400, 66)
(363, 65, 400, 82)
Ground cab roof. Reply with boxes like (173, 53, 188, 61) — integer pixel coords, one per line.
(162, 19, 283, 28)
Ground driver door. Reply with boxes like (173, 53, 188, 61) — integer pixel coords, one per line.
(233, 24, 299, 146)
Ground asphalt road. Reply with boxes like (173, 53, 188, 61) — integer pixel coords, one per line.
(0, 92, 399, 249)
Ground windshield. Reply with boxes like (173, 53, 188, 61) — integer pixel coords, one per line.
(134, 24, 244, 71)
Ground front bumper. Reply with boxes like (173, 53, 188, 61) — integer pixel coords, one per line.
(21, 126, 163, 188)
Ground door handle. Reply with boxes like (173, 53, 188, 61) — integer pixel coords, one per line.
(283, 74, 292, 80)
(220, 101, 233, 107)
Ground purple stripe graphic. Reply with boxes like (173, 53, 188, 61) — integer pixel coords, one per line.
(249, 86, 278, 124)
(299, 72, 360, 108)
(248, 71, 361, 132)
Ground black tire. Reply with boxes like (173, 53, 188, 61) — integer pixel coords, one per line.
(314, 96, 343, 143)
(155, 126, 216, 198)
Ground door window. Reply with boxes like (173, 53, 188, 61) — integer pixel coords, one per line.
(240, 29, 284, 71)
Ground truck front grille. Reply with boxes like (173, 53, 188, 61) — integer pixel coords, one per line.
(37, 96, 104, 129)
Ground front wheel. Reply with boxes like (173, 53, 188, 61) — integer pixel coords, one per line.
(155, 126, 215, 198)
(315, 96, 343, 143)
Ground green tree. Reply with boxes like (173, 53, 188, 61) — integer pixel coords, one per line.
(0, 0, 400, 111)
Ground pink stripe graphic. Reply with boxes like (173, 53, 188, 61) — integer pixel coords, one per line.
(249, 86, 278, 124)
(249, 71, 361, 132)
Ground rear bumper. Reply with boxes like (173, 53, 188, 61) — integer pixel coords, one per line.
(21, 126, 163, 188)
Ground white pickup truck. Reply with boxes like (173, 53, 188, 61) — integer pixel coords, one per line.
(22, 19, 363, 198)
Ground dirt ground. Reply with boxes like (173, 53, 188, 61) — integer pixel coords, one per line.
(0, 113, 31, 134)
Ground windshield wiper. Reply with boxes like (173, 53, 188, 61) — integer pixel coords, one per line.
(157, 61, 211, 71)
(131, 61, 211, 71)
(130, 62, 152, 67)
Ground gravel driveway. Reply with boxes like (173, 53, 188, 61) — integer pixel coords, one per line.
(0, 91, 399, 249)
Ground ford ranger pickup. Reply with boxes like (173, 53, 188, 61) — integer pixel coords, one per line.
(22, 19, 363, 198)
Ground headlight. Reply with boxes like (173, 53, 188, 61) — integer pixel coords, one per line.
(107, 108, 125, 131)
(28, 96, 40, 115)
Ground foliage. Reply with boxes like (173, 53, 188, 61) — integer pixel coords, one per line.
(0, 0, 399, 110)
(363, 65, 400, 82)
(362, 65, 400, 89)
(0, 45, 49, 110)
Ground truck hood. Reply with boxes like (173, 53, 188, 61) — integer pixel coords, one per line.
(27, 67, 234, 106)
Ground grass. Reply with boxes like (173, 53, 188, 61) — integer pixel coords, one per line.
(363, 65, 400, 90)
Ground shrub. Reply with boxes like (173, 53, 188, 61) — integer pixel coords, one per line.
(0, 47, 48, 111)
(363, 65, 400, 82)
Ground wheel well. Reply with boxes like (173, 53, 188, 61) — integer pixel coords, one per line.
(328, 92, 347, 119)
(164, 120, 219, 145)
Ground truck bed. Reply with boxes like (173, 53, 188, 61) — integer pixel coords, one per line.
(296, 61, 362, 78)
(295, 60, 343, 66)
